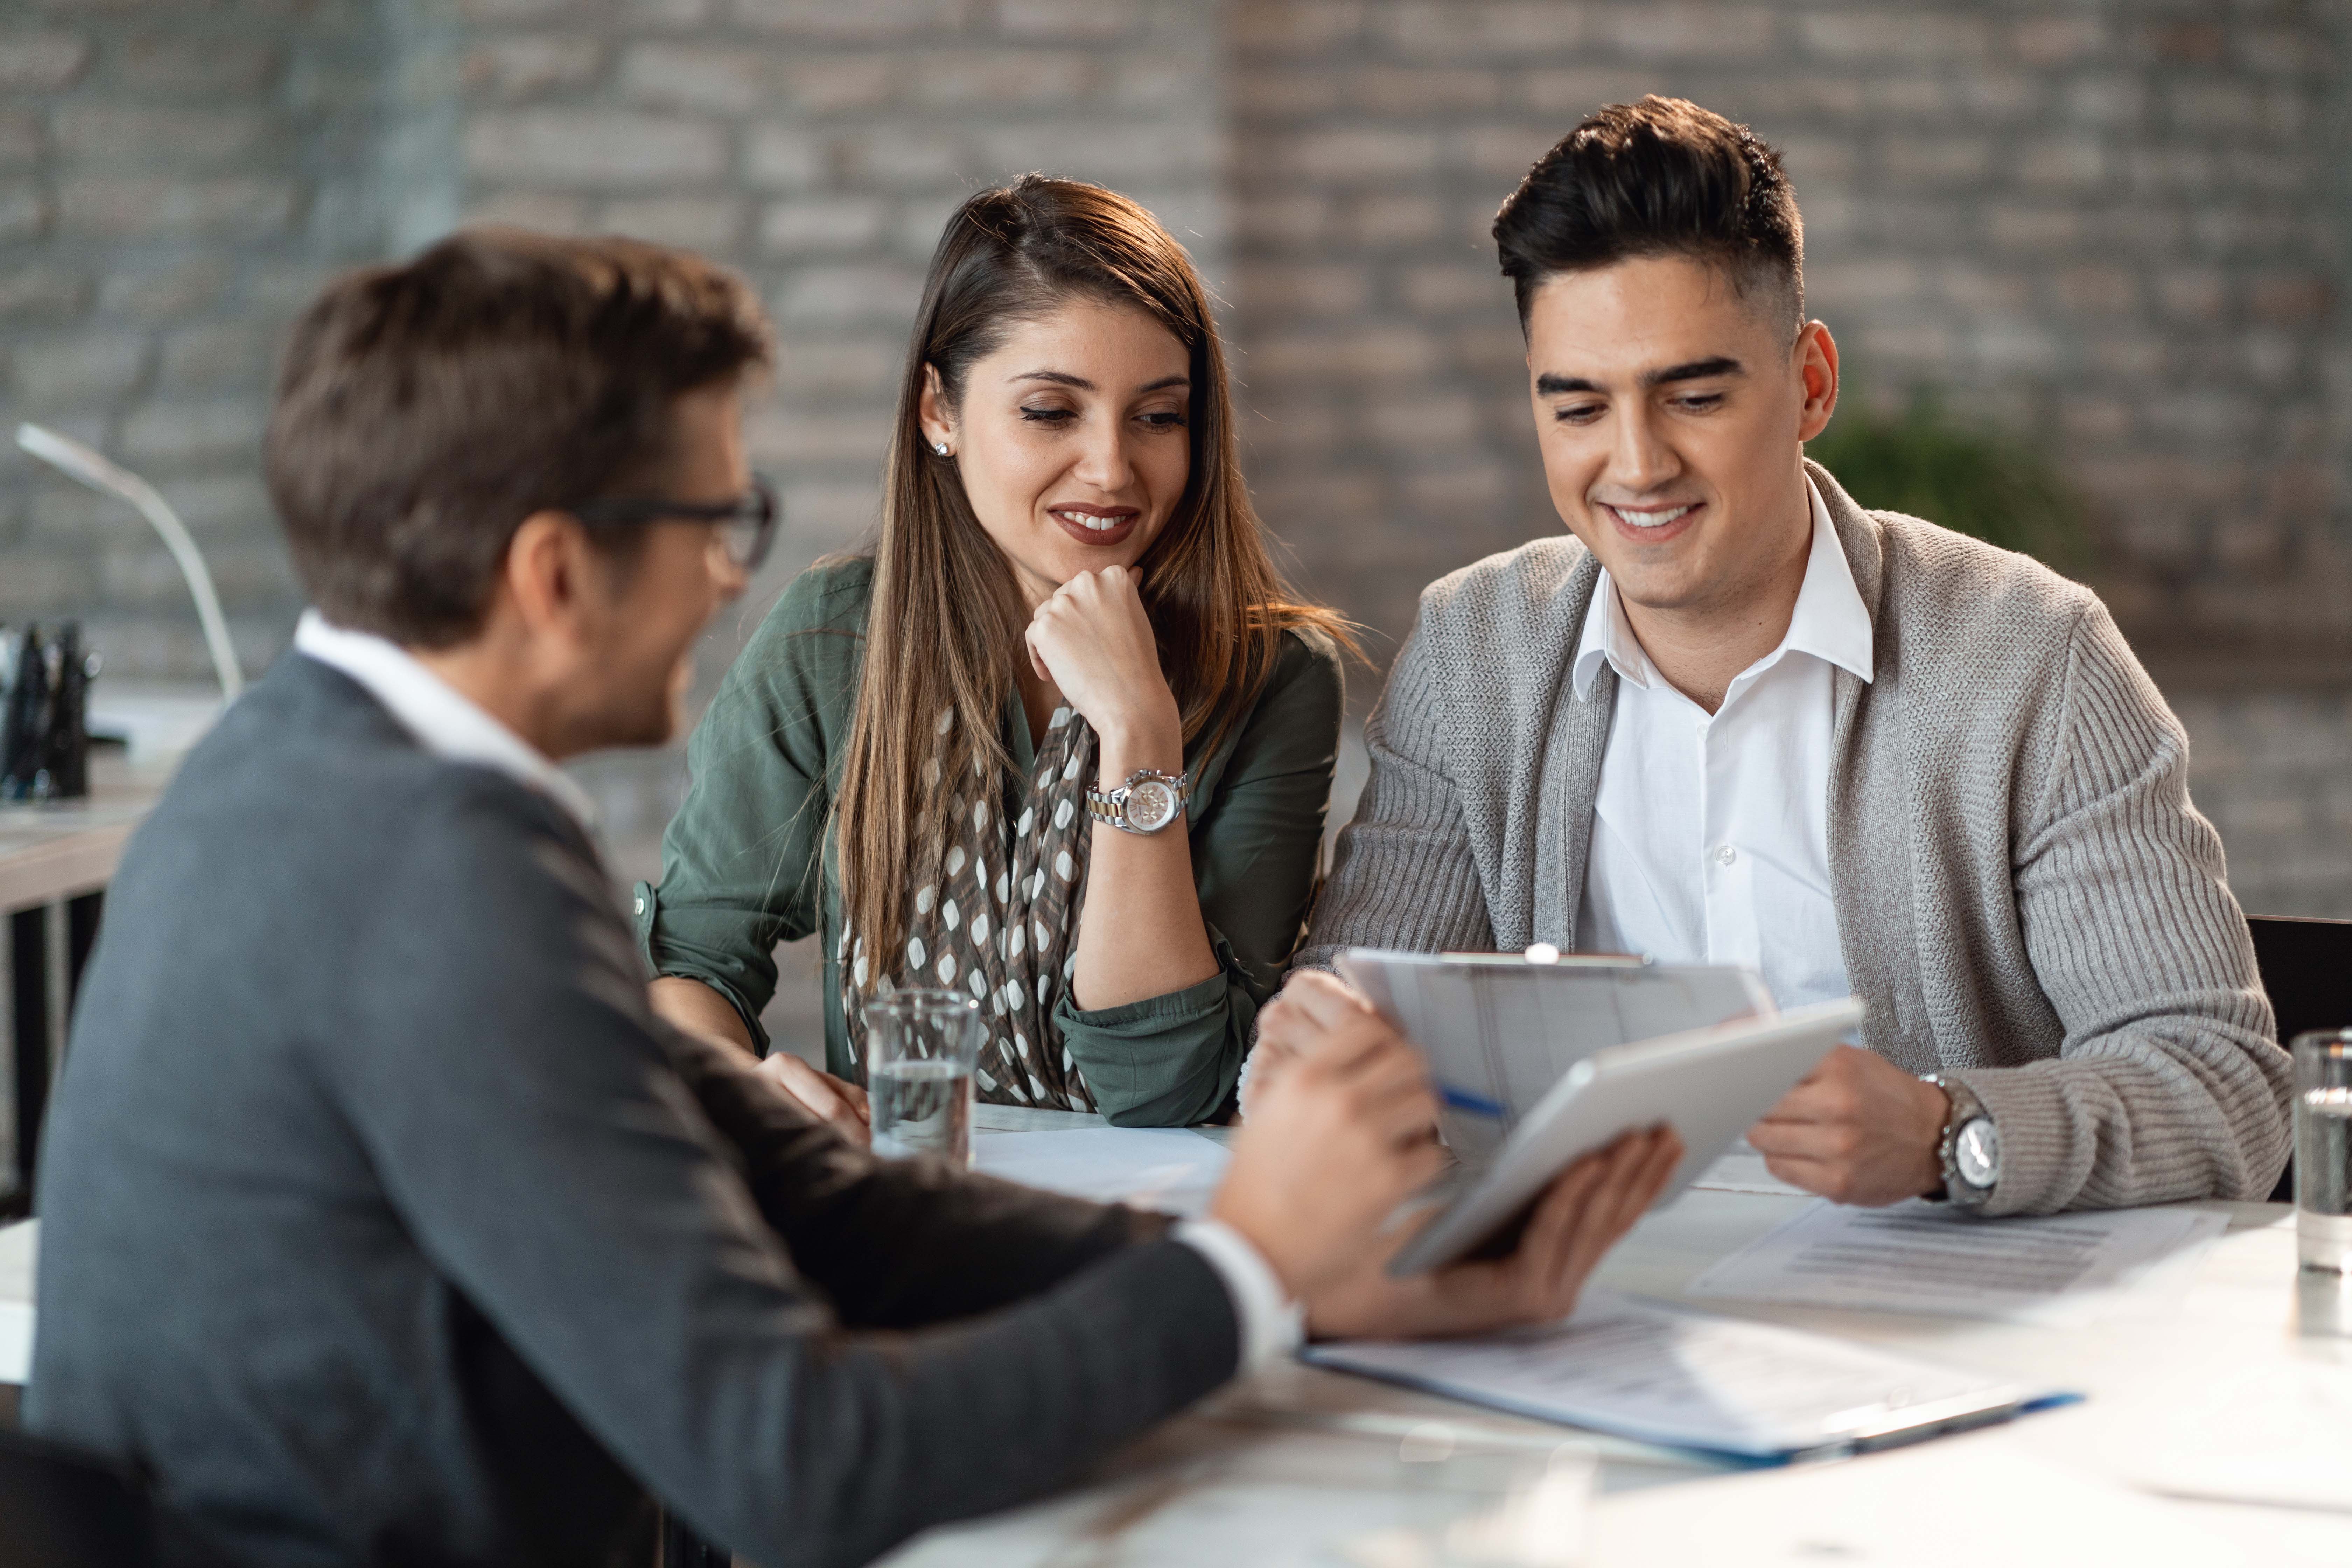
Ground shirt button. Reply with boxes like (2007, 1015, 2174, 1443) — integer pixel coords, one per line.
(1715, 845, 1737, 866)
(633, 894, 647, 916)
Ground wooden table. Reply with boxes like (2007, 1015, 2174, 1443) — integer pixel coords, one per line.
(0, 751, 180, 1212)
(871, 1108, 2352, 1567)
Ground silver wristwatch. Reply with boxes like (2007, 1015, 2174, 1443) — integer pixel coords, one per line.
(1924, 1073, 1999, 1209)
(1085, 768, 1190, 835)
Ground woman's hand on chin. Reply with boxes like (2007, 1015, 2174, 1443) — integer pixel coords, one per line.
(1025, 566, 1182, 757)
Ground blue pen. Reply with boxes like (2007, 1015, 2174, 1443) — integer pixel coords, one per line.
(1439, 1085, 1506, 1119)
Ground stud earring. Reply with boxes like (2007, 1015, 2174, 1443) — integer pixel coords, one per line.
(932, 441, 951, 457)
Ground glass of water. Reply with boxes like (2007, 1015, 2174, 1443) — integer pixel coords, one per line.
(864, 989, 982, 1168)
(2295, 1028, 2352, 1273)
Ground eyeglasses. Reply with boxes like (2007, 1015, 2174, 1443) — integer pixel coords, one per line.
(571, 474, 780, 573)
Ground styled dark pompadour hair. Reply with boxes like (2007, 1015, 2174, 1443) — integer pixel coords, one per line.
(266, 229, 771, 647)
(1492, 96, 1805, 339)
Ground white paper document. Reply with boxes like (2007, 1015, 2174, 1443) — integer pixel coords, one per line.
(1689, 1139, 1814, 1197)
(971, 1127, 1230, 1217)
(1305, 1291, 2024, 1461)
(1685, 1199, 2228, 1325)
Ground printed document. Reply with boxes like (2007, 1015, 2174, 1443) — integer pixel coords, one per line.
(1306, 1291, 2023, 1460)
(1685, 1200, 2228, 1325)
(1689, 1138, 1814, 1197)
(972, 1127, 1230, 1217)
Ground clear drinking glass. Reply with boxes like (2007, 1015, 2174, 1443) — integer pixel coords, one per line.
(864, 989, 982, 1168)
(2295, 1029, 2352, 1273)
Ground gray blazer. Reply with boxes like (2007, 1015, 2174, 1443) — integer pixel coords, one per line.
(29, 654, 1240, 1568)
(1300, 461, 2291, 1216)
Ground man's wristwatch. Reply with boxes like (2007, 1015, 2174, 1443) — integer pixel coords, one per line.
(1924, 1073, 1999, 1209)
(1085, 768, 1190, 835)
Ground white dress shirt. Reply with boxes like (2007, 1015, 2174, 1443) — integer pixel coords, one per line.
(296, 610, 1302, 1372)
(1572, 479, 1873, 1009)
(294, 609, 600, 828)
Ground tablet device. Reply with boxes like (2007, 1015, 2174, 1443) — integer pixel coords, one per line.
(1387, 997, 1864, 1276)
(1335, 947, 1775, 1168)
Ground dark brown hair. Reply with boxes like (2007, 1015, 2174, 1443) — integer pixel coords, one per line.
(835, 175, 1354, 989)
(1493, 96, 1804, 338)
(265, 228, 772, 646)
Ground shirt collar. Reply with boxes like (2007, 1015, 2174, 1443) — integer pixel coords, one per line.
(1571, 475, 1875, 701)
(293, 609, 600, 830)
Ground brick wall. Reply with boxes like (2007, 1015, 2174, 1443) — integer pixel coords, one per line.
(4, 0, 2350, 924)
(1227, 0, 2350, 656)
(0, 0, 385, 678)
(448, 0, 1229, 602)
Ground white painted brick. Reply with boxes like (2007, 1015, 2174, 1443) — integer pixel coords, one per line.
(465, 110, 728, 188)
(773, 264, 926, 325)
(746, 123, 827, 189)
(729, 0, 969, 40)
(759, 196, 889, 255)
(118, 399, 269, 467)
(463, 36, 608, 100)
(0, 30, 90, 91)
(996, 0, 1142, 40)
(54, 106, 276, 169)
(617, 43, 773, 114)
(58, 176, 297, 239)
(0, 182, 46, 244)
(598, 195, 747, 250)
(10, 332, 147, 407)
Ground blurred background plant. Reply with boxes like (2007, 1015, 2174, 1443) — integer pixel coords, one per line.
(1807, 396, 2093, 576)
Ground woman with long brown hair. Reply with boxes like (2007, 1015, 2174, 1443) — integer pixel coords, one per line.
(638, 175, 1350, 1130)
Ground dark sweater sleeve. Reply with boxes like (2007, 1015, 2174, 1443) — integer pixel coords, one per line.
(660, 1018, 1186, 1328)
(325, 776, 1239, 1568)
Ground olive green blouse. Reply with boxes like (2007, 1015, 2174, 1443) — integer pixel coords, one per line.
(635, 557, 1345, 1127)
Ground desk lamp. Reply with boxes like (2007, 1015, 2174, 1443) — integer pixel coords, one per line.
(15, 422, 244, 704)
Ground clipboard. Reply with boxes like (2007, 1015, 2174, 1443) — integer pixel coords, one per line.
(1334, 946, 1776, 1167)
(1386, 997, 1865, 1276)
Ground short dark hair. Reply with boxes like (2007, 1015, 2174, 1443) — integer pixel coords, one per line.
(1493, 96, 1804, 340)
(265, 229, 772, 647)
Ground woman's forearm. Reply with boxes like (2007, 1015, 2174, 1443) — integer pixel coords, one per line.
(650, 975, 760, 1056)
(1070, 716, 1220, 1011)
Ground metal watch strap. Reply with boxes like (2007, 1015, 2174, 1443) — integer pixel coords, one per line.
(1085, 768, 1190, 833)
(1925, 1073, 1996, 1209)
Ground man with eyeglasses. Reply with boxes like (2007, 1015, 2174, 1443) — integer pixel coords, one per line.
(26, 231, 1680, 1567)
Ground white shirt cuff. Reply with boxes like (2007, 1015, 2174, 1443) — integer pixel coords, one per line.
(1174, 1217, 1306, 1374)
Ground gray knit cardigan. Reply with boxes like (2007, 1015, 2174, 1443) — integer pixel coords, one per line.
(1298, 461, 2291, 1216)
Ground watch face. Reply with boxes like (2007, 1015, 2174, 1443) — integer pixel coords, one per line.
(1124, 779, 1177, 833)
(1955, 1117, 2000, 1189)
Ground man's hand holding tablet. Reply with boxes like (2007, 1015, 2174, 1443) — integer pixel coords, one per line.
(1249, 971, 1683, 1339)
(1746, 1044, 1949, 1206)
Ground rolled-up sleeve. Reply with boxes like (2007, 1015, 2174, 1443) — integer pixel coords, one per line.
(640, 569, 863, 1054)
(1056, 631, 1344, 1126)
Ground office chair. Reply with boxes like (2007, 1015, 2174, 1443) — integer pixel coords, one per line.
(0, 1426, 158, 1568)
(2248, 915, 2352, 1205)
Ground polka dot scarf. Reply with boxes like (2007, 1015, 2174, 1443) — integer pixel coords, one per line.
(840, 705, 1099, 1111)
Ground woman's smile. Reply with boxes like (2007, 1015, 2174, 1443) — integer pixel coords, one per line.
(1048, 503, 1142, 547)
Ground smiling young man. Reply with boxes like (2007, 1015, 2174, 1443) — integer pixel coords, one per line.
(26, 229, 1682, 1568)
(1292, 97, 2291, 1217)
